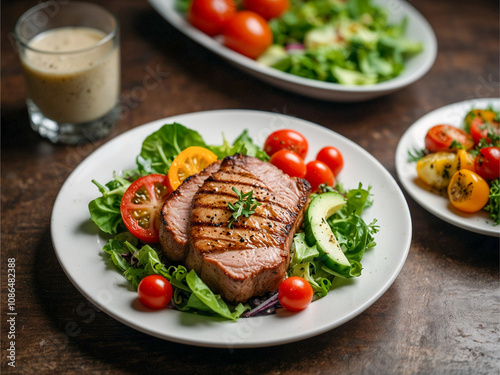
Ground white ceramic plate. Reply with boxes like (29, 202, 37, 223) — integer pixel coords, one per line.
(51, 110, 412, 348)
(148, 0, 437, 102)
(395, 98, 500, 237)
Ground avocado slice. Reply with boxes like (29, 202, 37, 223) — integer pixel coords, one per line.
(304, 191, 351, 277)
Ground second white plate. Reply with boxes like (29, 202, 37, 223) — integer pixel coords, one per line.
(149, 0, 437, 102)
(395, 98, 500, 237)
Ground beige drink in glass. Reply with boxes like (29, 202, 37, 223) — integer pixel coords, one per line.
(15, 2, 120, 144)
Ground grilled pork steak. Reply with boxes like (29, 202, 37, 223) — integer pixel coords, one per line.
(186, 154, 310, 303)
(159, 160, 222, 262)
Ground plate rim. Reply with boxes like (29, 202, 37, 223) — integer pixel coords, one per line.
(148, 0, 437, 100)
(51, 109, 413, 348)
(395, 98, 500, 237)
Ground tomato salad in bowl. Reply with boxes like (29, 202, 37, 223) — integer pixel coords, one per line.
(88, 123, 378, 320)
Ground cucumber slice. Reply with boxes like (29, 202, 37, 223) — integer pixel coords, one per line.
(304, 192, 351, 276)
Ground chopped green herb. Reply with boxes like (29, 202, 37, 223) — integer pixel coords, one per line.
(407, 148, 428, 162)
(449, 140, 466, 150)
(484, 178, 500, 225)
(227, 187, 262, 228)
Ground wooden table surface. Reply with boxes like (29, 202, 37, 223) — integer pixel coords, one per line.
(2, 0, 499, 373)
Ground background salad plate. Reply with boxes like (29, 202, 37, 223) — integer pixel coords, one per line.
(52, 110, 412, 348)
(395, 98, 500, 237)
(148, 0, 437, 102)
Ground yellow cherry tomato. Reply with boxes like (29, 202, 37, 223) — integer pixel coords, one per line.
(168, 146, 218, 190)
(455, 149, 476, 173)
(464, 109, 497, 129)
(447, 169, 490, 213)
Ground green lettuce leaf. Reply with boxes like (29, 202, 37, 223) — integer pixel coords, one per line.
(208, 130, 270, 161)
(137, 122, 208, 175)
(88, 175, 131, 234)
(185, 270, 249, 320)
(264, 0, 423, 85)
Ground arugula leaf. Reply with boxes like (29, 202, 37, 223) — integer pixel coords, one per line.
(208, 130, 270, 161)
(338, 182, 374, 216)
(88, 175, 132, 234)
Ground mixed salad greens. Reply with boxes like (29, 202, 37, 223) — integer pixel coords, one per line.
(176, 0, 423, 85)
(259, 0, 423, 84)
(89, 123, 377, 320)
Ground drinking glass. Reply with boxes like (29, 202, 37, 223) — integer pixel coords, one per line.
(14, 2, 120, 144)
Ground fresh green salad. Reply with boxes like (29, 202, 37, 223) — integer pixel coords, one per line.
(89, 123, 378, 320)
(258, 0, 423, 85)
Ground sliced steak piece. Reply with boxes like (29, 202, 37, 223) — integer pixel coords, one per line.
(186, 154, 311, 303)
(159, 160, 222, 262)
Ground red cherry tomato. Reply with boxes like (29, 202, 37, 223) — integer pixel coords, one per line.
(264, 129, 308, 159)
(120, 174, 171, 243)
(188, 0, 236, 36)
(222, 11, 272, 59)
(270, 149, 306, 178)
(242, 0, 290, 20)
(305, 160, 334, 192)
(469, 117, 500, 145)
(137, 275, 173, 309)
(278, 276, 313, 312)
(316, 146, 344, 176)
(424, 124, 474, 152)
(474, 146, 500, 180)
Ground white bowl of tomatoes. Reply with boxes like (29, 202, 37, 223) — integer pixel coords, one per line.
(149, 0, 437, 102)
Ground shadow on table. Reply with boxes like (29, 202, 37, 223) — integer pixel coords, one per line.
(1, 107, 39, 149)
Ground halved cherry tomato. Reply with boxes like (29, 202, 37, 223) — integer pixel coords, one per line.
(424, 124, 474, 152)
(222, 11, 272, 59)
(168, 146, 218, 190)
(469, 116, 500, 145)
(242, 0, 290, 20)
(305, 160, 334, 192)
(270, 149, 306, 178)
(264, 129, 308, 159)
(188, 0, 236, 36)
(137, 275, 173, 309)
(120, 174, 171, 243)
(464, 109, 497, 130)
(278, 276, 313, 312)
(316, 146, 344, 176)
(475, 146, 500, 180)
(448, 169, 490, 213)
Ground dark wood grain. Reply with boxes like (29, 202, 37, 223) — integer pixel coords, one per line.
(2, 0, 499, 373)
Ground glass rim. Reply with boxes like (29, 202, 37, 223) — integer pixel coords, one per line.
(14, 1, 119, 55)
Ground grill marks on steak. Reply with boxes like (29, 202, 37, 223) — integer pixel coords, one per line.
(159, 160, 222, 262)
(186, 154, 310, 303)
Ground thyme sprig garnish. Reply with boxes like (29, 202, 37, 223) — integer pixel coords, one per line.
(227, 187, 261, 228)
(407, 147, 428, 162)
